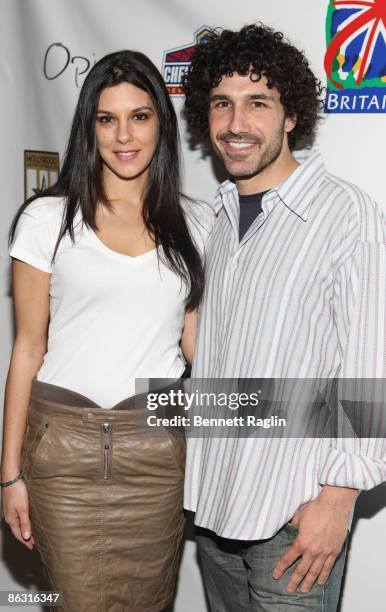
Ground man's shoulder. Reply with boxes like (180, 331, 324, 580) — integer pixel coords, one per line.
(181, 197, 215, 255)
(322, 173, 385, 241)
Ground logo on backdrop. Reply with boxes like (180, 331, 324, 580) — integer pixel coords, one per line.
(324, 0, 386, 113)
(24, 150, 59, 200)
(43, 43, 96, 88)
(162, 26, 212, 96)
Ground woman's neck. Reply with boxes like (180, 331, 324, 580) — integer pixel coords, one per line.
(102, 166, 148, 209)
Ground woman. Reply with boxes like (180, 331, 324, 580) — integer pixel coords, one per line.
(1, 50, 212, 611)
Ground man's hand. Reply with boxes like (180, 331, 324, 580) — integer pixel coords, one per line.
(272, 486, 358, 593)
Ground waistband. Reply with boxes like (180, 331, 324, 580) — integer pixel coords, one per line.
(30, 380, 153, 423)
(30, 379, 186, 424)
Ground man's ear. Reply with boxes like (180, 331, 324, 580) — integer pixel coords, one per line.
(284, 113, 297, 134)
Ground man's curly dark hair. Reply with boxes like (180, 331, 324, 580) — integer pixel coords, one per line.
(182, 23, 324, 150)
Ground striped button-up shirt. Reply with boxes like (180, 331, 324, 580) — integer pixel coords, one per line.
(185, 150, 386, 540)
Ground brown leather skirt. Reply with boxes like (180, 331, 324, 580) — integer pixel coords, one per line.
(21, 380, 186, 612)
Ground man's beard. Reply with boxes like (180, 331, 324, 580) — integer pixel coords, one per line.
(215, 121, 285, 180)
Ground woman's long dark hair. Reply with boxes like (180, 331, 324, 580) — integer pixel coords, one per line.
(9, 50, 204, 309)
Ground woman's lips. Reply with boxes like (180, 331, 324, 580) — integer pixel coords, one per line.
(114, 150, 140, 160)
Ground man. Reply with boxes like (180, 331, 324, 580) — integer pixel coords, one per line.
(182, 24, 385, 611)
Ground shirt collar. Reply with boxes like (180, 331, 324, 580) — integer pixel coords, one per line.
(214, 150, 327, 221)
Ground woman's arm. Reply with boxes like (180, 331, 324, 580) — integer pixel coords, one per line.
(181, 309, 198, 365)
(1, 259, 50, 548)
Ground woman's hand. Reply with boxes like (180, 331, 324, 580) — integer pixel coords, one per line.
(2, 479, 35, 550)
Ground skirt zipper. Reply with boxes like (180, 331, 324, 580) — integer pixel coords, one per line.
(102, 423, 111, 480)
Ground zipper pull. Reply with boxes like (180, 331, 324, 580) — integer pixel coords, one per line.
(101, 423, 111, 480)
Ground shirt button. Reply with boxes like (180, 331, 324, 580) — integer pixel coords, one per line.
(224, 309, 229, 316)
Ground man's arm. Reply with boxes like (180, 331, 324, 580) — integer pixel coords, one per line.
(274, 236, 386, 592)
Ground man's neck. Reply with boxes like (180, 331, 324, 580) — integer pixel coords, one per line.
(236, 152, 299, 196)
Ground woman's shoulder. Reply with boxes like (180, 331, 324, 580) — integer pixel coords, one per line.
(181, 197, 215, 255)
(20, 196, 66, 226)
(9, 196, 68, 273)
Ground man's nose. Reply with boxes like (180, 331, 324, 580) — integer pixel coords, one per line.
(228, 106, 248, 134)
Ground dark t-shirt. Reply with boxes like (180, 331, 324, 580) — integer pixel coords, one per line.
(238, 191, 267, 241)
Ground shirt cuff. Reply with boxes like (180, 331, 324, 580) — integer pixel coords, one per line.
(319, 447, 386, 490)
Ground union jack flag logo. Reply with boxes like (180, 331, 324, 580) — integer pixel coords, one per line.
(324, 0, 386, 111)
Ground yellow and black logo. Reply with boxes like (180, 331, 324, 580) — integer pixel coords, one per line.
(24, 150, 59, 199)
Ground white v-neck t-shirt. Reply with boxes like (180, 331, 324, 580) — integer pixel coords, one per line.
(9, 196, 213, 407)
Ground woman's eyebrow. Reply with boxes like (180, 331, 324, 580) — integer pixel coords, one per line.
(96, 105, 154, 114)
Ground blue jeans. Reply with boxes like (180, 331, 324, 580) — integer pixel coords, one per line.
(196, 523, 347, 612)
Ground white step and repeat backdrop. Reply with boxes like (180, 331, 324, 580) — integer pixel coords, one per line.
(1, 1, 385, 610)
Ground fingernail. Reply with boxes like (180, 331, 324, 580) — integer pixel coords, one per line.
(23, 531, 31, 539)
(272, 571, 279, 579)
